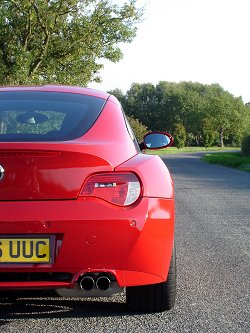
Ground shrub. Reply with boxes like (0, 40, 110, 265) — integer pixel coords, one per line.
(242, 135, 250, 156)
(127, 116, 147, 142)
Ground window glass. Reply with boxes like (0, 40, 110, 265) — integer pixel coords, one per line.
(0, 91, 105, 141)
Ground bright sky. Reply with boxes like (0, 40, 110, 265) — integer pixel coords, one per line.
(89, 0, 250, 103)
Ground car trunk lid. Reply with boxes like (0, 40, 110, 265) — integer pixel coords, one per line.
(0, 146, 112, 201)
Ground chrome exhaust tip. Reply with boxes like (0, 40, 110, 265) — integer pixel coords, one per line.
(96, 275, 111, 291)
(79, 275, 95, 291)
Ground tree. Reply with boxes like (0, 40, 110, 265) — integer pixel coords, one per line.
(155, 81, 183, 133)
(126, 83, 157, 129)
(0, 0, 142, 85)
(205, 84, 247, 147)
(173, 123, 186, 149)
(202, 117, 218, 147)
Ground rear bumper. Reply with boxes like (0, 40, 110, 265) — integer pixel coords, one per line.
(0, 197, 174, 289)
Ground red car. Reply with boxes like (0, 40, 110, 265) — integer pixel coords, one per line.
(0, 85, 176, 313)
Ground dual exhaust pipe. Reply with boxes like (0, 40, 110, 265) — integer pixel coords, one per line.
(79, 274, 111, 291)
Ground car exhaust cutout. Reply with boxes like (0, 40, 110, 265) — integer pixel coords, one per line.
(79, 275, 95, 291)
(96, 276, 111, 291)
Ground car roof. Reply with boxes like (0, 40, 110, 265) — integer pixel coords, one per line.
(0, 85, 110, 100)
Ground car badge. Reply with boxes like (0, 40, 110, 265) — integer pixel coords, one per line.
(0, 165, 5, 181)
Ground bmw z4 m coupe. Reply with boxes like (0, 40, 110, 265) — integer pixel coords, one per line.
(0, 85, 176, 313)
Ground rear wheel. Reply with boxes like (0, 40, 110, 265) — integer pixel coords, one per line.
(126, 244, 176, 312)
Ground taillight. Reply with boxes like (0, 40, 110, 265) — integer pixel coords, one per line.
(80, 172, 141, 206)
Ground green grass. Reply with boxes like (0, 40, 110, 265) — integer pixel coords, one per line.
(202, 152, 250, 172)
(145, 146, 240, 155)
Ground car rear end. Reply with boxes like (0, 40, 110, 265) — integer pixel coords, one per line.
(0, 86, 175, 312)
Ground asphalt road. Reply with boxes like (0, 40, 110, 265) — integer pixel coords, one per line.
(0, 152, 249, 332)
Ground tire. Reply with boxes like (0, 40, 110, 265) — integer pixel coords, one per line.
(126, 244, 176, 313)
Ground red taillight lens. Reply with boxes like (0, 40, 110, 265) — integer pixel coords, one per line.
(80, 172, 141, 206)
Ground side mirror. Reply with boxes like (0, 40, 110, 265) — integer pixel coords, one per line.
(140, 132, 174, 150)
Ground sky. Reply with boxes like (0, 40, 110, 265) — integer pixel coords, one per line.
(88, 0, 250, 103)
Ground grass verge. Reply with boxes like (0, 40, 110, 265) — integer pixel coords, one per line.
(201, 152, 250, 172)
(145, 146, 240, 155)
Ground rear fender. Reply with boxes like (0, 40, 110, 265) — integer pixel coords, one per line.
(115, 154, 173, 199)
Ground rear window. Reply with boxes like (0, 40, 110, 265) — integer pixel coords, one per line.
(0, 91, 106, 141)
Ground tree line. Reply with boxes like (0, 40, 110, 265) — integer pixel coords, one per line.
(109, 82, 250, 147)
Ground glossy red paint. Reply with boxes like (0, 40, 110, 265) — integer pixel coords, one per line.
(116, 153, 174, 198)
(0, 85, 175, 295)
(0, 197, 174, 288)
(0, 84, 110, 99)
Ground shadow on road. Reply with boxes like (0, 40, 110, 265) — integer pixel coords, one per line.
(0, 290, 129, 320)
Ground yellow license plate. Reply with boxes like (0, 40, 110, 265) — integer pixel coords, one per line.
(0, 238, 50, 263)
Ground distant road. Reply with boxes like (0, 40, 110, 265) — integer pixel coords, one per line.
(0, 152, 249, 332)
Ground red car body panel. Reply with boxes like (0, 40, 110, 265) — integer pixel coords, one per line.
(0, 85, 175, 292)
(116, 153, 174, 198)
(0, 197, 174, 288)
(0, 85, 110, 99)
